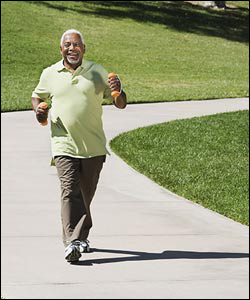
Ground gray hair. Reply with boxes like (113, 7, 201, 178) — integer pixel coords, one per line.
(60, 29, 85, 46)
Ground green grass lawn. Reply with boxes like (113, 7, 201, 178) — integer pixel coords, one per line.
(110, 110, 249, 225)
(1, 1, 249, 111)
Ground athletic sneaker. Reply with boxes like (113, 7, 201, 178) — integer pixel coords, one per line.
(73, 239, 91, 253)
(65, 243, 81, 262)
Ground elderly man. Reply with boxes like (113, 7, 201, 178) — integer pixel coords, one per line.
(32, 29, 127, 263)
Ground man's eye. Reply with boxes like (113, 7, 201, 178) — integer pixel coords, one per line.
(64, 43, 80, 47)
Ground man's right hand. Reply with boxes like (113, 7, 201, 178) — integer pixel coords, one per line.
(32, 98, 49, 123)
(32, 97, 49, 123)
(36, 105, 48, 123)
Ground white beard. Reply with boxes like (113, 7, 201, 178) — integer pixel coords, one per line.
(67, 56, 80, 65)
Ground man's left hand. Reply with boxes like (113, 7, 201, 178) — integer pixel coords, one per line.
(108, 75, 121, 94)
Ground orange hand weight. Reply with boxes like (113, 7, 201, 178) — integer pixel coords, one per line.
(108, 73, 121, 98)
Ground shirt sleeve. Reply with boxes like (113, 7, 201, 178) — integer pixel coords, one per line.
(32, 69, 51, 100)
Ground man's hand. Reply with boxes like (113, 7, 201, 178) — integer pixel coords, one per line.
(36, 103, 49, 123)
(107, 74, 127, 109)
(32, 97, 49, 123)
(108, 74, 121, 96)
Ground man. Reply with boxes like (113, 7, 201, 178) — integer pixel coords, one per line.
(32, 29, 127, 263)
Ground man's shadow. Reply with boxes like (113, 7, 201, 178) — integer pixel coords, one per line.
(72, 248, 249, 266)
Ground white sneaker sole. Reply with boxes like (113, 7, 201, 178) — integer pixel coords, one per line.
(65, 246, 81, 262)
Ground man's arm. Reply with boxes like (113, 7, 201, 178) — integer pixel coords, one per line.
(32, 97, 49, 123)
(108, 74, 127, 109)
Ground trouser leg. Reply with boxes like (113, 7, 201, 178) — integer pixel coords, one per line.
(73, 155, 105, 243)
(54, 155, 105, 247)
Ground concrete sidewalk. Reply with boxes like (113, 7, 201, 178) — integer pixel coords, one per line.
(1, 98, 249, 299)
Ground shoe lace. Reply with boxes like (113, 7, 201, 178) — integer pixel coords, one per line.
(73, 239, 90, 252)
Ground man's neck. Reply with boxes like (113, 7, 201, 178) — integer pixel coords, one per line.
(63, 60, 81, 73)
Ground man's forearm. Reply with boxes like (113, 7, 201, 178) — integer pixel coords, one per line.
(113, 91, 127, 109)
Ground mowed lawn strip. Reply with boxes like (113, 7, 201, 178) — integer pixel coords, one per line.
(110, 110, 249, 225)
(1, 1, 249, 111)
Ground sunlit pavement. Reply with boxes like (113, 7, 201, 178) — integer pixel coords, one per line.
(1, 98, 249, 299)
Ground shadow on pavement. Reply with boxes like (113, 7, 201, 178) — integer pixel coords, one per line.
(72, 248, 249, 266)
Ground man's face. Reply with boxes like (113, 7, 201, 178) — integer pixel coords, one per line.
(60, 33, 85, 67)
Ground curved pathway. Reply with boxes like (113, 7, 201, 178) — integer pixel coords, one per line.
(1, 98, 249, 299)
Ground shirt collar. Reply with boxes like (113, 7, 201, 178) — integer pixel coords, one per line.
(55, 60, 65, 72)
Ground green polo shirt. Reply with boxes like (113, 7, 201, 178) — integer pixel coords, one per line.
(32, 59, 113, 159)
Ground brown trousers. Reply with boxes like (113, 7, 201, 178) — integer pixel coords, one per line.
(54, 155, 105, 247)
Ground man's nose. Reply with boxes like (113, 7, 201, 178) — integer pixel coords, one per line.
(69, 44, 75, 50)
